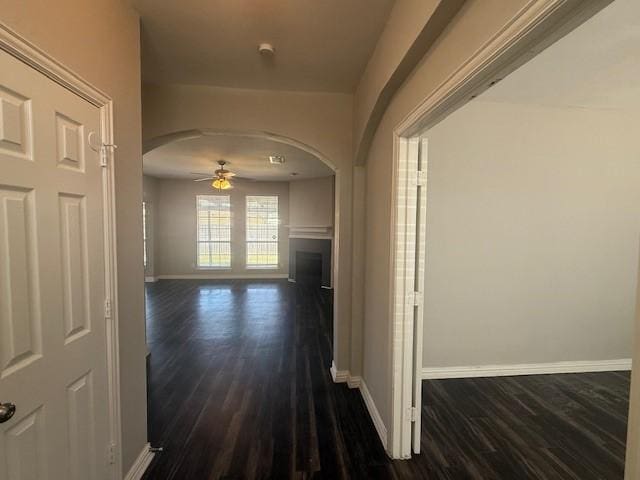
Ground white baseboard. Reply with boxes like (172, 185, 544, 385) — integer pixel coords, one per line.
(359, 379, 388, 451)
(287, 278, 296, 283)
(330, 361, 349, 383)
(144, 276, 157, 282)
(347, 375, 362, 389)
(156, 273, 289, 280)
(422, 358, 632, 380)
(329, 362, 387, 450)
(124, 443, 154, 480)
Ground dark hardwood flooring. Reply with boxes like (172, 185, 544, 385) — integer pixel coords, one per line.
(143, 279, 630, 479)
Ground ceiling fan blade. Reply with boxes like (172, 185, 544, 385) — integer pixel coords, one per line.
(221, 172, 236, 177)
(193, 177, 215, 182)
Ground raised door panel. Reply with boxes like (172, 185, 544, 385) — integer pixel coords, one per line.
(66, 373, 95, 480)
(55, 113, 84, 172)
(2, 407, 46, 480)
(0, 187, 42, 378)
(58, 193, 91, 344)
(0, 86, 32, 161)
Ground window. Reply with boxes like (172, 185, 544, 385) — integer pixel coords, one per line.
(197, 195, 231, 268)
(246, 196, 279, 268)
(142, 201, 148, 268)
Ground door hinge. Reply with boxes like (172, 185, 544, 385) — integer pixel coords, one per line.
(107, 443, 116, 465)
(406, 406, 417, 422)
(104, 299, 112, 319)
(409, 291, 422, 307)
(416, 170, 427, 186)
(99, 144, 117, 168)
(88, 131, 117, 168)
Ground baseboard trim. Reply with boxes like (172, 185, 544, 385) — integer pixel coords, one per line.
(156, 273, 289, 280)
(144, 276, 157, 283)
(422, 358, 632, 380)
(329, 362, 386, 450)
(359, 379, 388, 451)
(124, 443, 154, 480)
(330, 361, 349, 383)
(347, 375, 362, 389)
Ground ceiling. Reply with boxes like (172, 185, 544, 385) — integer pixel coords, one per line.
(481, 0, 640, 110)
(143, 134, 334, 181)
(131, 0, 394, 93)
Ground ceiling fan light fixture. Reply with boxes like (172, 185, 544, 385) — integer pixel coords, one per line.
(212, 178, 232, 190)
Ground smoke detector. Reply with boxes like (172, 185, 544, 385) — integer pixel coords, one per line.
(269, 155, 285, 165)
(258, 43, 275, 55)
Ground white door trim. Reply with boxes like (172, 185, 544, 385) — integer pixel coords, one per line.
(0, 22, 123, 478)
(387, 0, 611, 459)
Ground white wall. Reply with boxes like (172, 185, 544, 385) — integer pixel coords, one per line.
(1, 0, 147, 472)
(423, 100, 640, 367)
(152, 177, 289, 277)
(289, 176, 334, 229)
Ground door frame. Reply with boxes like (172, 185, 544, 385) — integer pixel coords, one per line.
(0, 23, 123, 478)
(387, 0, 613, 459)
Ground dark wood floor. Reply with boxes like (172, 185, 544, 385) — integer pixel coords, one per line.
(143, 279, 630, 479)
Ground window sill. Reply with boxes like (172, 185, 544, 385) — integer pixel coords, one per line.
(245, 265, 280, 270)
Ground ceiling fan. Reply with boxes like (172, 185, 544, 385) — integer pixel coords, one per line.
(191, 160, 236, 190)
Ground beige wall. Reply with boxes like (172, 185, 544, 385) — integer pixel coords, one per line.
(141, 83, 354, 370)
(424, 99, 640, 367)
(362, 0, 532, 435)
(0, 0, 147, 473)
(354, 0, 440, 153)
(143, 175, 159, 278)
(152, 177, 290, 277)
(289, 177, 334, 228)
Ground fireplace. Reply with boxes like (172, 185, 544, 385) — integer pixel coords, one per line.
(288, 238, 331, 288)
(295, 252, 322, 286)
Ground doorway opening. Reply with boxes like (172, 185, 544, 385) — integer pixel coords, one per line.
(389, 1, 638, 475)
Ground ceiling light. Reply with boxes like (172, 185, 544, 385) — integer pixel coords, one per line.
(269, 155, 285, 165)
(212, 178, 232, 190)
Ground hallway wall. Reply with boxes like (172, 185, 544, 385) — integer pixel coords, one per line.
(1, 0, 148, 474)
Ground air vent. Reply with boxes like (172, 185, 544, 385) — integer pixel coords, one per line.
(269, 155, 285, 165)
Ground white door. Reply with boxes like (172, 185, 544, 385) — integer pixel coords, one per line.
(0, 49, 110, 480)
(411, 137, 428, 454)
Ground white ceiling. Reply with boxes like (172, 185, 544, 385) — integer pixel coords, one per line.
(143, 134, 334, 181)
(131, 0, 394, 93)
(481, 0, 640, 110)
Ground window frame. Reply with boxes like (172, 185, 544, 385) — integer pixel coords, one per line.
(196, 194, 233, 270)
(245, 195, 279, 269)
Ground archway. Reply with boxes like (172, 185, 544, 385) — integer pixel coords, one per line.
(143, 128, 341, 359)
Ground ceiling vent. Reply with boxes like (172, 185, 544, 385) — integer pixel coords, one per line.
(269, 155, 285, 165)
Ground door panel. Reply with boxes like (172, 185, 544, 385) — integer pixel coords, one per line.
(0, 186, 41, 377)
(0, 48, 109, 480)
